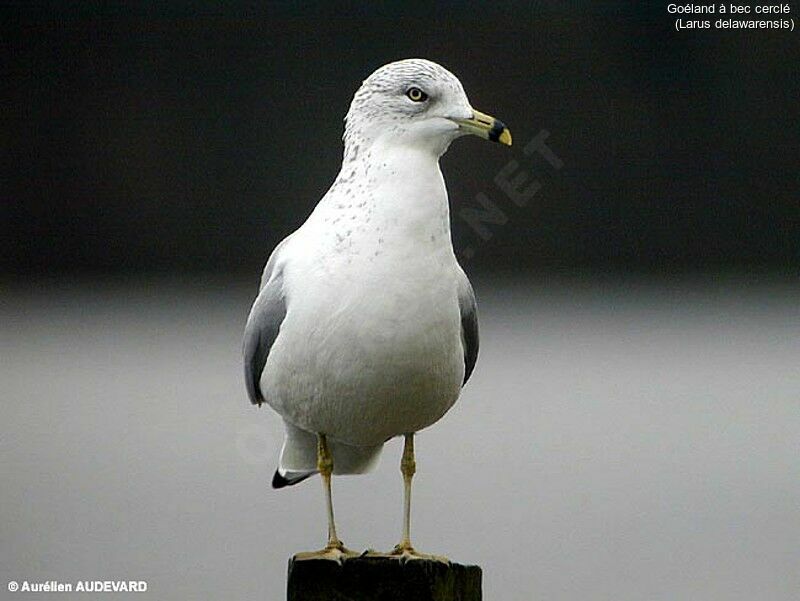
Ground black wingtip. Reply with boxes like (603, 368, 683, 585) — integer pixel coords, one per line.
(271, 469, 314, 489)
(271, 470, 291, 489)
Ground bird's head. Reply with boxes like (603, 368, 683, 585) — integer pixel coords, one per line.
(343, 58, 511, 159)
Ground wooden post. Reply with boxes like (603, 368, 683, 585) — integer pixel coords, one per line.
(287, 556, 482, 601)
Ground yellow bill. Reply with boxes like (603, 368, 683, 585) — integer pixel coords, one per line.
(455, 109, 512, 146)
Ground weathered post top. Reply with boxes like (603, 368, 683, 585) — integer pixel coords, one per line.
(287, 556, 482, 601)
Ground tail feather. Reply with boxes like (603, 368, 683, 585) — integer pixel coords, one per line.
(274, 420, 383, 489)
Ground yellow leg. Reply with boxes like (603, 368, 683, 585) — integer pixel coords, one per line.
(360, 434, 450, 563)
(387, 434, 449, 564)
(395, 433, 416, 552)
(293, 433, 357, 563)
(318, 433, 342, 550)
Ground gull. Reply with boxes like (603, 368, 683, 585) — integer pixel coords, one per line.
(243, 58, 511, 561)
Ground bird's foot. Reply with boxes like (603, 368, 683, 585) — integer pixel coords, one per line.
(388, 543, 450, 564)
(359, 544, 450, 564)
(293, 540, 358, 564)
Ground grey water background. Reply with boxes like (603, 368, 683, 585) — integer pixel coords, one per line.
(2, 3, 800, 601)
(3, 275, 799, 601)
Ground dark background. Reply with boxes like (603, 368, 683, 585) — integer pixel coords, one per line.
(3, 2, 798, 279)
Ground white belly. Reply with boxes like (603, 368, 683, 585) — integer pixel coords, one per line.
(261, 245, 464, 446)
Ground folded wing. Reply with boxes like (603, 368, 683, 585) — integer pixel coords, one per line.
(456, 267, 479, 385)
(242, 236, 291, 406)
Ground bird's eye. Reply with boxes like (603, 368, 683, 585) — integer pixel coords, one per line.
(406, 87, 428, 102)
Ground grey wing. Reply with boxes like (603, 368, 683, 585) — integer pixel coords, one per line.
(243, 236, 291, 406)
(457, 268, 479, 385)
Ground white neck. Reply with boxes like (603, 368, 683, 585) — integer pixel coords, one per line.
(325, 141, 452, 249)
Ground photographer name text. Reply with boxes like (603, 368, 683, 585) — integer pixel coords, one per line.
(8, 580, 147, 593)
